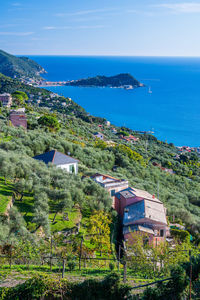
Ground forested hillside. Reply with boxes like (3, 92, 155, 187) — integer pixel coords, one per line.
(0, 49, 45, 79)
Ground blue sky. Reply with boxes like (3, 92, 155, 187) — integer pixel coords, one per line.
(1, 0, 200, 56)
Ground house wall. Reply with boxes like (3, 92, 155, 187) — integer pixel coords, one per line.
(57, 162, 78, 175)
(115, 194, 143, 217)
(106, 183, 129, 207)
(10, 114, 27, 129)
(124, 231, 165, 247)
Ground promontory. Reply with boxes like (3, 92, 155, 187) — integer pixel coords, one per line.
(66, 73, 144, 89)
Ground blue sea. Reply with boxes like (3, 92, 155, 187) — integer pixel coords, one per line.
(29, 56, 200, 146)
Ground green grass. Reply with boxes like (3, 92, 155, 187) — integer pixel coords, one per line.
(0, 178, 13, 214)
(14, 194, 34, 224)
(0, 133, 12, 142)
(0, 264, 156, 285)
(15, 194, 82, 233)
(49, 208, 81, 232)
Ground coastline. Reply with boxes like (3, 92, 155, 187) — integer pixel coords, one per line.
(28, 55, 200, 147)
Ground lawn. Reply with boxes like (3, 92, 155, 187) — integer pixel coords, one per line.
(15, 194, 82, 234)
(0, 133, 12, 143)
(0, 178, 13, 214)
(49, 207, 81, 232)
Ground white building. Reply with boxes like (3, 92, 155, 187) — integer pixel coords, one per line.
(33, 150, 79, 174)
(0, 93, 12, 107)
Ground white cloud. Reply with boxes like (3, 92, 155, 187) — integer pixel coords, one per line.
(55, 8, 118, 17)
(43, 26, 71, 30)
(77, 25, 106, 29)
(11, 2, 22, 6)
(43, 25, 106, 30)
(0, 24, 16, 29)
(0, 32, 34, 36)
(155, 2, 200, 13)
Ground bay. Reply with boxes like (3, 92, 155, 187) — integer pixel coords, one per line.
(29, 56, 200, 146)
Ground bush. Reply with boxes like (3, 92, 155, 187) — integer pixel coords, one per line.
(0, 272, 132, 300)
(109, 262, 115, 271)
(67, 260, 76, 271)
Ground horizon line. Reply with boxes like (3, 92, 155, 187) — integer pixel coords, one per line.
(15, 54, 200, 58)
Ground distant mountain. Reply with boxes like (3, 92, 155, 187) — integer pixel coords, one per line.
(68, 73, 143, 89)
(0, 49, 46, 79)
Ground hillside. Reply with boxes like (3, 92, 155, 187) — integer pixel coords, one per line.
(68, 73, 142, 88)
(0, 49, 46, 79)
(0, 72, 86, 116)
(0, 73, 200, 297)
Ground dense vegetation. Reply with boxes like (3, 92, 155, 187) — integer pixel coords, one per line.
(0, 49, 45, 79)
(68, 73, 142, 88)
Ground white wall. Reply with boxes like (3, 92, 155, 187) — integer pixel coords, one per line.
(57, 163, 78, 175)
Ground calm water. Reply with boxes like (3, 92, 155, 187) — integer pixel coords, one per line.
(29, 56, 200, 146)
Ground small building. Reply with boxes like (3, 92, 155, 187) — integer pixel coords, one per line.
(91, 173, 129, 206)
(93, 132, 105, 140)
(105, 120, 110, 127)
(111, 128, 117, 134)
(9, 108, 27, 129)
(0, 93, 12, 107)
(33, 150, 79, 174)
(123, 198, 167, 246)
(121, 135, 139, 143)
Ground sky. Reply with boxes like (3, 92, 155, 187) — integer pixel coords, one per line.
(1, 0, 200, 56)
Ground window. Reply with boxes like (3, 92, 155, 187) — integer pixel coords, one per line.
(111, 189, 116, 196)
(160, 229, 164, 237)
(69, 164, 75, 173)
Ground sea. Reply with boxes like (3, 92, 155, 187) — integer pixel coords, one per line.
(28, 56, 200, 147)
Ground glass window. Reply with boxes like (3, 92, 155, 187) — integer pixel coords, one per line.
(69, 164, 75, 173)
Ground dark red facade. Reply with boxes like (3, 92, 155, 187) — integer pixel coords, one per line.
(10, 112, 27, 129)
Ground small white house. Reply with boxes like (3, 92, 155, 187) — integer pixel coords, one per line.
(33, 150, 79, 174)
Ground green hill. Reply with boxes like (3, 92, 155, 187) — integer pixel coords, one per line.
(68, 73, 142, 88)
(0, 49, 46, 79)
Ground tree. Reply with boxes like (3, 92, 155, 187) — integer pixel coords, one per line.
(38, 115, 60, 131)
(32, 190, 50, 235)
(88, 210, 111, 255)
(12, 91, 28, 106)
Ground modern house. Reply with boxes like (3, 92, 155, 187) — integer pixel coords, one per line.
(91, 173, 129, 206)
(123, 198, 168, 246)
(93, 132, 105, 140)
(0, 93, 12, 107)
(9, 108, 27, 129)
(33, 150, 79, 174)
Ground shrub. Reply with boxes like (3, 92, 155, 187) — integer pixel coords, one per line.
(67, 260, 76, 271)
(109, 262, 115, 271)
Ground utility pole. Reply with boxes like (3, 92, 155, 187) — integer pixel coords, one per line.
(189, 250, 192, 300)
(118, 245, 121, 272)
(62, 259, 65, 278)
(123, 258, 127, 283)
(145, 138, 148, 155)
(123, 241, 127, 283)
(50, 236, 53, 272)
(79, 236, 83, 271)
